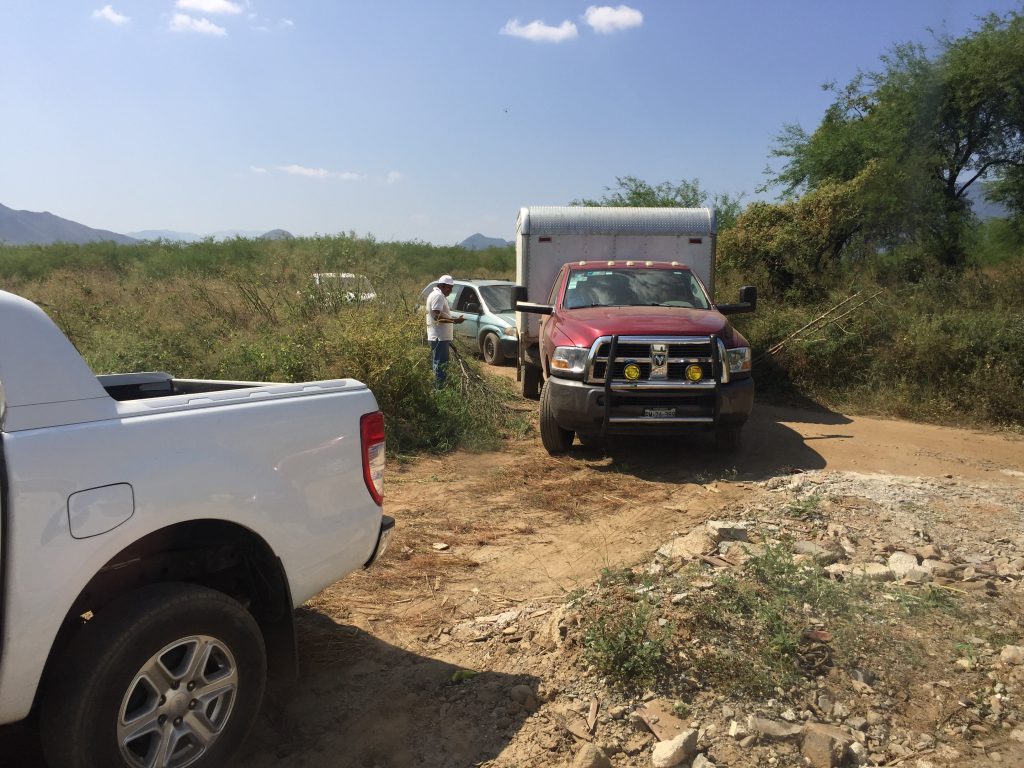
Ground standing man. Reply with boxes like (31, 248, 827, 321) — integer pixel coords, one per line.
(426, 275, 464, 388)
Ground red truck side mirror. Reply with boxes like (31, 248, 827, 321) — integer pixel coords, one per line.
(516, 301, 554, 315)
(514, 284, 554, 315)
(718, 285, 757, 315)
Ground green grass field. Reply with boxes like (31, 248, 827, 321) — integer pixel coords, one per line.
(2, 233, 1021, 455)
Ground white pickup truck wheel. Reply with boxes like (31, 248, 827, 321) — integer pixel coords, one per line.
(40, 583, 266, 768)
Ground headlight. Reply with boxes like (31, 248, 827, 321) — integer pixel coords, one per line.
(502, 325, 518, 337)
(726, 346, 751, 374)
(550, 345, 589, 378)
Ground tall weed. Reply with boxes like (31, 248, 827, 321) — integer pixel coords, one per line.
(8, 258, 524, 455)
(726, 262, 1024, 428)
(4, 235, 1021, 431)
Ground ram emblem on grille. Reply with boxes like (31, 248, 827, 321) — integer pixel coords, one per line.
(650, 343, 668, 380)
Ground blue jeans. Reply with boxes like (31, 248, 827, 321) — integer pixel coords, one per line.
(430, 339, 450, 389)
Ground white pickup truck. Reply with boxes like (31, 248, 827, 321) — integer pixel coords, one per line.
(0, 289, 394, 768)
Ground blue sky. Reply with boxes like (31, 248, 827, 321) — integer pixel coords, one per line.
(1, 1, 1020, 244)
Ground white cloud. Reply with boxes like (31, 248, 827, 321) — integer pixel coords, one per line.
(169, 14, 227, 35)
(500, 18, 578, 43)
(583, 5, 643, 34)
(92, 5, 130, 25)
(386, 171, 402, 184)
(280, 164, 330, 178)
(278, 165, 364, 181)
(176, 0, 242, 14)
(249, 165, 268, 174)
(281, 18, 294, 27)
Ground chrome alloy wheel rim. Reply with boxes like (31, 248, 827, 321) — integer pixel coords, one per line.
(117, 634, 239, 768)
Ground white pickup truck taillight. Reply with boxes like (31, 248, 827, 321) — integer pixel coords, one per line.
(360, 411, 386, 505)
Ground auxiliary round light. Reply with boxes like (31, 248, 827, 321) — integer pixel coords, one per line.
(685, 364, 703, 382)
(623, 363, 642, 381)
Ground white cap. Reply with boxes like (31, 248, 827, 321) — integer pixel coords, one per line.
(438, 275, 454, 286)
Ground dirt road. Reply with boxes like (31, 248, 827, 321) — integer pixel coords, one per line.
(4, 394, 1022, 767)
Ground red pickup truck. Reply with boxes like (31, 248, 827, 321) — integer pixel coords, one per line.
(512, 207, 756, 455)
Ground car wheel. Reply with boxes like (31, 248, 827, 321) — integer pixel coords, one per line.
(481, 332, 504, 365)
(715, 425, 742, 453)
(40, 583, 267, 768)
(540, 380, 573, 454)
(521, 364, 541, 400)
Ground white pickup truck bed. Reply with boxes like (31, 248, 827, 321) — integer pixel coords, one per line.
(0, 290, 393, 768)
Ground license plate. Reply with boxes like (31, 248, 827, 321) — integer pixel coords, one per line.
(644, 407, 676, 418)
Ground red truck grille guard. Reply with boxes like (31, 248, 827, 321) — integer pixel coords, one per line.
(588, 335, 727, 388)
(595, 334, 727, 437)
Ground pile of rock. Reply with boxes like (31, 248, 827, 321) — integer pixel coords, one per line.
(453, 470, 1024, 767)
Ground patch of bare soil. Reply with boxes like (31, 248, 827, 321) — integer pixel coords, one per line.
(228, 396, 1023, 768)
(3, 390, 1022, 768)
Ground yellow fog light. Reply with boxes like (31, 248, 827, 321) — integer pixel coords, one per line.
(623, 363, 642, 381)
(685, 364, 703, 382)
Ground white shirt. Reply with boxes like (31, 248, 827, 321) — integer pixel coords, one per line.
(426, 286, 454, 342)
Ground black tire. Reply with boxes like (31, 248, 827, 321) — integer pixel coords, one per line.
(715, 424, 742, 453)
(539, 380, 573, 454)
(481, 332, 504, 365)
(521, 363, 541, 400)
(40, 583, 267, 768)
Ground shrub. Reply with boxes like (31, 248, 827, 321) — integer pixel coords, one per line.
(724, 263, 1024, 428)
(580, 569, 672, 689)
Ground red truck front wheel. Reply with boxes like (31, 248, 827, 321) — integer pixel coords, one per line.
(540, 382, 573, 454)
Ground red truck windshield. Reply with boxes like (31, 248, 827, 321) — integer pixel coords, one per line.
(563, 269, 710, 310)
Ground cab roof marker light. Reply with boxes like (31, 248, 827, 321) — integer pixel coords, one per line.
(645, 261, 653, 266)
(671, 261, 680, 266)
(607, 261, 615, 266)
(626, 260, 635, 266)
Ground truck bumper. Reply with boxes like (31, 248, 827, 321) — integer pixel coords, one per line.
(544, 376, 754, 435)
(363, 515, 396, 568)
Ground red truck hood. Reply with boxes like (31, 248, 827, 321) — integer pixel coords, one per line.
(554, 306, 740, 345)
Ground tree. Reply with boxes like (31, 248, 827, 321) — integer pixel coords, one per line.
(959, 14, 1024, 227)
(720, 169, 868, 298)
(571, 176, 745, 229)
(767, 12, 1024, 268)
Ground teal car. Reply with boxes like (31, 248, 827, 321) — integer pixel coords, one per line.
(418, 278, 518, 365)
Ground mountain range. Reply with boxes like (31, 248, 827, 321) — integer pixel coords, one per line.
(459, 233, 513, 250)
(127, 229, 266, 242)
(0, 203, 137, 245)
(1, 204, 512, 248)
